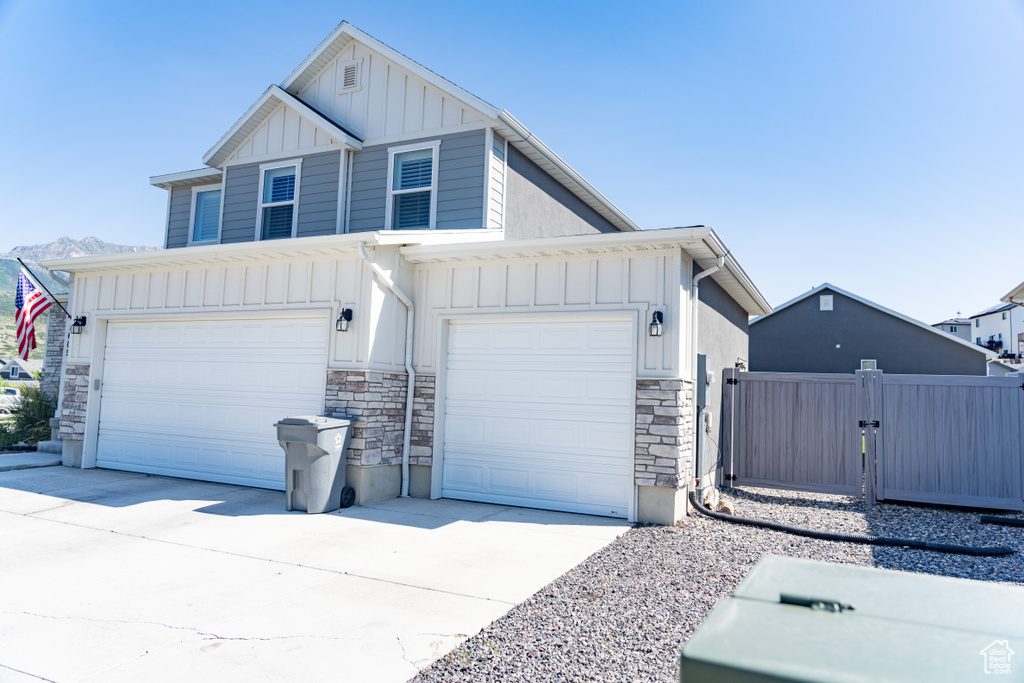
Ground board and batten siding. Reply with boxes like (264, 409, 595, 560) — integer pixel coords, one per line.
(62, 253, 411, 373)
(165, 186, 195, 249)
(223, 101, 347, 165)
(296, 40, 485, 143)
(411, 250, 685, 377)
(349, 130, 487, 233)
(486, 132, 505, 229)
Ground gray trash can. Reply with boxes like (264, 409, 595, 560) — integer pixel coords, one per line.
(274, 415, 355, 513)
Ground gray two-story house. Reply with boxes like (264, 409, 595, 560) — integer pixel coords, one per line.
(43, 22, 770, 525)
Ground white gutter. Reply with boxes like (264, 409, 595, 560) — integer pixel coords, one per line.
(357, 241, 415, 497)
(691, 254, 725, 493)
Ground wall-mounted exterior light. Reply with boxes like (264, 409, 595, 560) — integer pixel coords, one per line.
(336, 308, 353, 332)
(71, 316, 87, 335)
(649, 311, 663, 338)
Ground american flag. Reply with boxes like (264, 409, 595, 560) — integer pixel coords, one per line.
(15, 269, 51, 361)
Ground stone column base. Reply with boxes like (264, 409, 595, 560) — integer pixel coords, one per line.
(637, 484, 690, 525)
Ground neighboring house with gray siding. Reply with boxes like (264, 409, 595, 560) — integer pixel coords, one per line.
(932, 317, 971, 344)
(750, 284, 994, 375)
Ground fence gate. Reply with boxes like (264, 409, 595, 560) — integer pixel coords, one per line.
(722, 368, 1024, 510)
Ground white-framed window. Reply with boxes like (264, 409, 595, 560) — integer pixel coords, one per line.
(256, 159, 302, 241)
(977, 337, 982, 344)
(819, 295, 833, 311)
(338, 59, 363, 93)
(9, 365, 19, 378)
(189, 184, 222, 244)
(950, 325, 958, 333)
(860, 360, 877, 371)
(976, 319, 981, 327)
(385, 141, 440, 230)
(1003, 312, 1008, 320)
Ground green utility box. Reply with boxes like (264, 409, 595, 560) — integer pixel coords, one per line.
(680, 555, 1024, 682)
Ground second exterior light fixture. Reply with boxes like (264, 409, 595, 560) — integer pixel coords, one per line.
(336, 308, 353, 332)
(649, 311, 664, 337)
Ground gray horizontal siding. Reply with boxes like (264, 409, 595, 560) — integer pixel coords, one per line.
(297, 151, 341, 237)
(220, 163, 259, 244)
(347, 129, 486, 233)
(165, 186, 193, 249)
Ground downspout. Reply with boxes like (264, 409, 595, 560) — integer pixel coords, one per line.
(357, 241, 415, 498)
(691, 254, 725, 496)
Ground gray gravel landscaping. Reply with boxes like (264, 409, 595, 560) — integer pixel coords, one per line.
(411, 486, 1024, 683)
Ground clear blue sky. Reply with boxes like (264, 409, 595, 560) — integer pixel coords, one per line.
(1, 0, 1021, 324)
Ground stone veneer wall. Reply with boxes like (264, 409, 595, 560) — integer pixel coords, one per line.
(40, 307, 67, 398)
(410, 374, 435, 466)
(325, 370, 407, 467)
(60, 364, 90, 440)
(634, 379, 694, 489)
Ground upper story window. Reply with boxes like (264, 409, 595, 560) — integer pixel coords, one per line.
(257, 160, 301, 240)
(950, 325, 958, 333)
(190, 185, 222, 244)
(386, 142, 439, 230)
(9, 365, 19, 379)
(1003, 312, 1008, 320)
(976, 319, 981, 327)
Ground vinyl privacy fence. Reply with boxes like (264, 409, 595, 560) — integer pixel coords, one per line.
(721, 369, 1024, 511)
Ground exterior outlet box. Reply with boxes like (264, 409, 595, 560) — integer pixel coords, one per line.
(695, 354, 709, 407)
(679, 555, 1024, 682)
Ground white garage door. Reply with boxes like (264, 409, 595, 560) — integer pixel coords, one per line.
(96, 316, 328, 490)
(442, 318, 635, 518)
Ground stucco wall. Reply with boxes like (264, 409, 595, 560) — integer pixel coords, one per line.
(503, 146, 619, 239)
(750, 288, 988, 375)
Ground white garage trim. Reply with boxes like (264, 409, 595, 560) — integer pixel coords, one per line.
(432, 313, 637, 520)
(81, 311, 332, 488)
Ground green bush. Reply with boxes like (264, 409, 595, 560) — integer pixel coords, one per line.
(0, 386, 57, 448)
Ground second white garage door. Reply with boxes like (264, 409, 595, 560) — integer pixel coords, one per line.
(96, 316, 328, 490)
(441, 317, 635, 518)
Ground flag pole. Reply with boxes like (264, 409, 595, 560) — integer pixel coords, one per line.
(16, 258, 72, 319)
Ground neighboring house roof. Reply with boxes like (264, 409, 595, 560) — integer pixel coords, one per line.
(933, 317, 970, 327)
(1, 358, 42, 375)
(988, 359, 1019, 373)
(970, 302, 1017, 319)
(751, 283, 996, 358)
(40, 227, 771, 316)
(150, 21, 641, 232)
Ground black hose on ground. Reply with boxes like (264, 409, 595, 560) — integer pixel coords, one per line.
(688, 490, 1014, 557)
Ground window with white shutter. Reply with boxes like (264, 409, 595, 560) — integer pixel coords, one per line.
(257, 160, 301, 240)
(385, 142, 439, 230)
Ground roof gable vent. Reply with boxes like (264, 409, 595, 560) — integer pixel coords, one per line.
(339, 59, 362, 93)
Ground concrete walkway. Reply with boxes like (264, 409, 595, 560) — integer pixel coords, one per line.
(0, 450, 61, 472)
(0, 467, 628, 682)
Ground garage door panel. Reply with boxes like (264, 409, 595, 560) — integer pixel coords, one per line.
(97, 316, 327, 490)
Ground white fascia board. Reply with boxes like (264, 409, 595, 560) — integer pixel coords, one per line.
(751, 283, 997, 358)
(496, 111, 641, 234)
(149, 168, 223, 189)
(203, 85, 362, 168)
(282, 22, 500, 119)
(1001, 280, 1024, 305)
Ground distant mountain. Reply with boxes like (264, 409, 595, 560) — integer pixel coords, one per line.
(0, 237, 159, 360)
(5, 236, 160, 262)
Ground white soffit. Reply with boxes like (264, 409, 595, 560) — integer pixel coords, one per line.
(149, 168, 223, 189)
(1002, 280, 1024, 305)
(752, 283, 997, 358)
(399, 227, 772, 317)
(203, 85, 363, 168)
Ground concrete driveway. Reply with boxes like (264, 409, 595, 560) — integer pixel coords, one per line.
(0, 466, 628, 682)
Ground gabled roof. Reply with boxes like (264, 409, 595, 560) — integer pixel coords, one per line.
(750, 283, 996, 358)
(970, 302, 1017, 319)
(1, 357, 42, 374)
(203, 85, 363, 168)
(280, 22, 640, 233)
(933, 317, 971, 327)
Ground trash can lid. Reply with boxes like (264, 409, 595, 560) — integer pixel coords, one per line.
(275, 415, 352, 427)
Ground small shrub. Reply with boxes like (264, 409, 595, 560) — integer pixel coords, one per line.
(1, 386, 57, 448)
